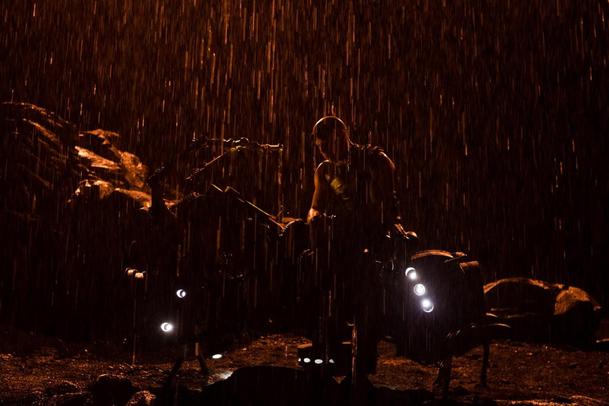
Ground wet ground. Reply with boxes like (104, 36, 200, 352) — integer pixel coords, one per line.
(1, 330, 608, 405)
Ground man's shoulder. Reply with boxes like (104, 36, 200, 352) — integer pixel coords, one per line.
(358, 144, 395, 170)
(353, 143, 385, 158)
(315, 160, 333, 171)
(364, 144, 384, 155)
(314, 160, 334, 180)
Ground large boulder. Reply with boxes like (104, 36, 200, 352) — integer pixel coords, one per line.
(0, 102, 152, 220)
(126, 390, 156, 406)
(484, 277, 602, 345)
(0, 103, 174, 340)
(88, 374, 137, 406)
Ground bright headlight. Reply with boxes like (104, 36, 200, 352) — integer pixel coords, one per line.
(160, 322, 174, 333)
(405, 267, 418, 281)
(176, 289, 187, 298)
(414, 283, 426, 296)
(421, 298, 434, 313)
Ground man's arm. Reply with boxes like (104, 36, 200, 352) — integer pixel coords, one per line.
(377, 152, 400, 222)
(307, 161, 329, 223)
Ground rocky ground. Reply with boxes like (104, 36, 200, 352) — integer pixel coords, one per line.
(1, 330, 608, 405)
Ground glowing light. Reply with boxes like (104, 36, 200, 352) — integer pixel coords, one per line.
(414, 283, 426, 296)
(176, 289, 187, 298)
(329, 359, 335, 364)
(298, 358, 302, 363)
(405, 267, 418, 281)
(421, 299, 434, 313)
(314, 359, 323, 365)
(160, 322, 174, 333)
(218, 371, 233, 380)
(212, 353, 223, 360)
(303, 357, 311, 363)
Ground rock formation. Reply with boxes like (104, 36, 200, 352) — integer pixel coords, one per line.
(484, 277, 603, 345)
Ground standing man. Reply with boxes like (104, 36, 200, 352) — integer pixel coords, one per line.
(307, 116, 413, 392)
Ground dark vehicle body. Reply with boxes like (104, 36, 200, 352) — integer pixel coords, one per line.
(155, 139, 501, 394)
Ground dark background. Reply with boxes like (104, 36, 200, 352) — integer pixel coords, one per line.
(2, 0, 608, 307)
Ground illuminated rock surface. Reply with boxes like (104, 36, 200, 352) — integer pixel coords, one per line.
(484, 277, 603, 345)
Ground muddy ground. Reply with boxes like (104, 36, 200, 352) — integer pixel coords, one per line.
(1, 328, 608, 405)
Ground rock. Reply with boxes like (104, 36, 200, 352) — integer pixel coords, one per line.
(47, 391, 92, 406)
(0, 102, 85, 225)
(484, 277, 559, 316)
(126, 390, 156, 405)
(552, 286, 602, 345)
(88, 374, 137, 406)
(0, 102, 155, 229)
(484, 278, 602, 345)
(75, 129, 149, 193)
(568, 395, 608, 406)
(44, 380, 80, 396)
(0, 102, 177, 342)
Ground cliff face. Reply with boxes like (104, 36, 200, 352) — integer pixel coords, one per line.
(0, 103, 161, 340)
(0, 102, 151, 219)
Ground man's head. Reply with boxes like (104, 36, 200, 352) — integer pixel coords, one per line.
(312, 116, 350, 162)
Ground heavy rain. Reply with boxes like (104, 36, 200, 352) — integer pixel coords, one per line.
(1, 1, 608, 405)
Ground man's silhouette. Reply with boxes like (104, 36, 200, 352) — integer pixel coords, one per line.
(307, 116, 410, 390)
